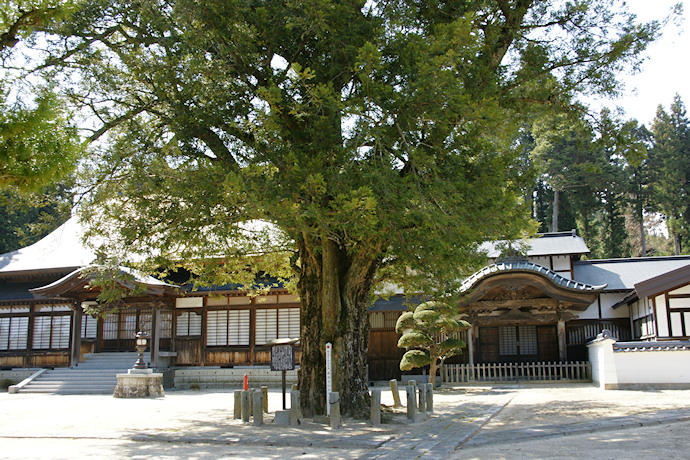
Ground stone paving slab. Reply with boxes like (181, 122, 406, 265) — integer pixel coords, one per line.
(359, 388, 518, 459)
(462, 406, 690, 448)
(128, 429, 394, 449)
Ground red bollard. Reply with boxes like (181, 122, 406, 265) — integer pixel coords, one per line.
(243, 374, 248, 391)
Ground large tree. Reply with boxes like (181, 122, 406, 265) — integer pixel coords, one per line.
(649, 94, 690, 255)
(30, 0, 660, 416)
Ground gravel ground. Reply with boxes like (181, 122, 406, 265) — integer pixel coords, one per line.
(1, 383, 689, 459)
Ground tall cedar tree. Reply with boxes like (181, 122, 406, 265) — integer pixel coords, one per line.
(531, 109, 647, 258)
(32, 1, 660, 417)
(649, 95, 690, 255)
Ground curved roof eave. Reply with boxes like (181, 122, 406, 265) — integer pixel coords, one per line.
(459, 261, 607, 306)
(30, 266, 179, 300)
(461, 261, 607, 293)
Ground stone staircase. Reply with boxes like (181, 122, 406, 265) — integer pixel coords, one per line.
(16, 352, 149, 395)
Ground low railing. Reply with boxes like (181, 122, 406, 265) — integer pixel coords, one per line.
(442, 361, 591, 384)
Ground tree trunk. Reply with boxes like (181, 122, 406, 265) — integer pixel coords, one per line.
(551, 189, 559, 232)
(296, 234, 380, 418)
(639, 215, 647, 257)
(428, 360, 438, 385)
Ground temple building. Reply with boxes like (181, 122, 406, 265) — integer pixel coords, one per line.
(1, 218, 689, 388)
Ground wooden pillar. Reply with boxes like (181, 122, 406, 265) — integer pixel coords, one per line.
(70, 302, 83, 367)
(557, 316, 567, 362)
(469, 310, 478, 365)
(151, 303, 161, 368)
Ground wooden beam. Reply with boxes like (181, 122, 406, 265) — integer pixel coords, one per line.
(557, 317, 567, 361)
(468, 298, 560, 310)
(70, 302, 82, 367)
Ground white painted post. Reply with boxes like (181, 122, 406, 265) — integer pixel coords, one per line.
(326, 342, 332, 416)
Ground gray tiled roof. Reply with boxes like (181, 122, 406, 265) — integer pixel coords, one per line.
(460, 260, 606, 293)
(480, 231, 590, 258)
(0, 280, 59, 301)
(613, 341, 690, 352)
(573, 257, 690, 291)
(29, 266, 177, 299)
(369, 295, 426, 312)
(0, 217, 95, 275)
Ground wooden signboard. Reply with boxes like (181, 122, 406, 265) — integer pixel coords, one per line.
(270, 344, 295, 371)
(270, 343, 295, 410)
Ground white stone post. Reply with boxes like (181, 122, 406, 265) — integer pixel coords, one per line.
(390, 379, 402, 407)
(370, 388, 381, 426)
(253, 391, 264, 426)
(234, 390, 242, 419)
(329, 391, 341, 429)
(289, 390, 301, 426)
(418, 384, 427, 413)
(425, 383, 434, 413)
(406, 385, 417, 420)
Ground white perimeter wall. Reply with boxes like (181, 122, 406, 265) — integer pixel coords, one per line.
(588, 339, 690, 389)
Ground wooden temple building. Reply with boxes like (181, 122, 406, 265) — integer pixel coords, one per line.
(1, 218, 690, 384)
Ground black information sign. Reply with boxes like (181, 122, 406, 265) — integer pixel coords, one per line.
(270, 344, 295, 371)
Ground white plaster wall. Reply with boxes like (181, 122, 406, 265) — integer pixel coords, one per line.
(576, 301, 600, 320)
(671, 284, 690, 295)
(615, 351, 690, 385)
(529, 256, 551, 269)
(669, 297, 690, 309)
(656, 298, 670, 337)
(589, 339, 690, 389)
(587, 339, 618, 389)
(600, 293, 630, 319)
(552, 255, 571, 272)
(176, 297, 204, 308)
(589, 344, 604, 387)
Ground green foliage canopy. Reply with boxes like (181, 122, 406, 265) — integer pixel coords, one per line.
(1, 1, 82, 192)
(0, 87, 81, 191)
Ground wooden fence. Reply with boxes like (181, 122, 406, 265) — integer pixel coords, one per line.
(442, 361, 592, 384)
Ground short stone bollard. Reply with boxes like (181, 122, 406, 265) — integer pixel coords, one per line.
(261, 386, 269, 413)
(241, 390, 251, 422)
(289, 390, 301, 426)
(249, 388, 255, 416)
(253, 391, 264, 426)
(329, 391, 341, 429)
(425, 383, 434, 413)
(390, 379, 402, 407)
(407, 379, 416, 389)
(418, 383, 427, 413)
(406, 385, 417, 420)
(370, 388, 381, 426)
(234, 390, 242, 419)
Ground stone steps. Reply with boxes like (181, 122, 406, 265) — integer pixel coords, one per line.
(16, 352, 149, 395)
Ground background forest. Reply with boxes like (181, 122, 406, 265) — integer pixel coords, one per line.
(529, 94, 689, 258)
